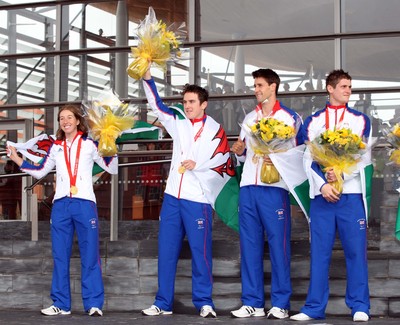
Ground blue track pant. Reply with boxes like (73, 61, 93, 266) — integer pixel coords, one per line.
(50, 197, 103, 311)
(239, 185, 292, 309)
(154, 194, 214, 311)
(301, 194, 370, 319)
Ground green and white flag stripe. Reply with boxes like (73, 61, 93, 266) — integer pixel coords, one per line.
(270, 144, 310, 221)
(214, 165, 242, 232)
(170, 103, 186, 120)
(116, 120, 162, 142)
(361, 163, 374, 221)
(396, 197, 400, 241)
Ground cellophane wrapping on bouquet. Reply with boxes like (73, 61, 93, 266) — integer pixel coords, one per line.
(244, 117, 298, 184)
(381, 121, 400, 167)
(127, 7, 186, 80)
(381, 119, 400, 240)
(84, 90, 136, 156)
(307, 128, 366, 194)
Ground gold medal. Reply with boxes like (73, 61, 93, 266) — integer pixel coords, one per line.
(70, 185, 78, 195)
(178, 165, 186, 174)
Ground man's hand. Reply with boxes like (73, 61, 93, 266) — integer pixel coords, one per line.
(325, 168, 338, 182)
(231, 138, 245, 156)
(143, 68, 151, 80)
(320, 183, 340, 203)
(263, 155, 272, 164)
(181, 159, 196, 171)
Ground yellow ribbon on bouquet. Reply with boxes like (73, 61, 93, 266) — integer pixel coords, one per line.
(87, 105, 135, 156)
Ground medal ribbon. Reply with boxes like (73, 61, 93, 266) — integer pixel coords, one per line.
(63, 132, 83, 195)
(178, 115, 207, 174)
(325, 104, 346, 130)
(192, 115, 207, 142)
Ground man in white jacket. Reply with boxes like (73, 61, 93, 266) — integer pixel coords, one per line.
(230, 68, 303, 320)
(291, 69, 372, 323)
(140, 68, 234, 318)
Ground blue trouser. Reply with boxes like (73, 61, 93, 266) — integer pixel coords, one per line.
(239, 186, 292, 309)
(154, 194, 214, 311)
(50, 197, 104, 312)
(301, 194, 370, 319)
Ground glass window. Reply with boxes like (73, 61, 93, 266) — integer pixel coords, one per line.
(201, 41, 335, 89)
(2, 0, 53, 3)
(343, 0, 400, 33)
(349, 92, 399, 125)
(0, 8, 56, 55)
(200, 0, 334, 41)
(343, 37, 400, 90)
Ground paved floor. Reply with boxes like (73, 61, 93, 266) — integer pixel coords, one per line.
(0, 311, 398, 325)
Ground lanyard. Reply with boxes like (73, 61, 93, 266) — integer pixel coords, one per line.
(194, 124, 205, 142)
(63, 132, 83, 195)
(192, 115, 207, 142)
(178, 116, 206, 174)
(325, 104, 346, 130)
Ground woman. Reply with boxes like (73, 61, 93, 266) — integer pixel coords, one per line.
(7, 105, 118, 317)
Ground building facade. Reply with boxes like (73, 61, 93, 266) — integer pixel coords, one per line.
(0, 0, 400, 315)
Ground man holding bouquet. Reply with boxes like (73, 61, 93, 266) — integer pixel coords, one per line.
(230, 68, 303, 319)
(140, 68, 234, 318)
(290, 69, 372, 322)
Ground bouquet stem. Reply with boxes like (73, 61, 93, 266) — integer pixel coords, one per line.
(261, 161, 280, 184)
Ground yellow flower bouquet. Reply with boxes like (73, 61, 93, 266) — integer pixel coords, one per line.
(127, 7, 186, 80)
(382, 123, 400, 166)
(246, 117, 297, 184)
(308, 128, 366, 193)
(84, 91, 136, 156)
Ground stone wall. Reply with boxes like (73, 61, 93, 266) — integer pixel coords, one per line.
(1, 200, 400, 317)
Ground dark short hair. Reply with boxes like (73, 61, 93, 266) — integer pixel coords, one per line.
(56, 105, 88, 140)
(252, 68, 280, 96)
(182, 84, 209, 104)
(325, 69, 352, 90)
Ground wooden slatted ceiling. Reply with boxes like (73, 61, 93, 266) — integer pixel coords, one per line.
(91, 0, 187, 26)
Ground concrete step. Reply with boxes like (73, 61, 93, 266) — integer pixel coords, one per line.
(0, 212, 398, 317)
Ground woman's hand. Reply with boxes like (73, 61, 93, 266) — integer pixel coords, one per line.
(6, 146, 23, 167)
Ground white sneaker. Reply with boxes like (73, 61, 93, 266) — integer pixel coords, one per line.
(200, 305, 217, 318)
(231, 305, 265, 318)
(290, 312, 313, 321)
(141, 305, 173, 316)
(267, 306, 289, 319)
(41, 305, 71, 316)
(88, 307, 103, 317)
(353, 311, 369, 322)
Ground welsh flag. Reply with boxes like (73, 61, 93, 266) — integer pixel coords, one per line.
(213, 145, 310, 232)
(6, 134, 56, 164)
(357, 142, 374, 223)
(214, 164, 241, 232)
(269, 144, 310, 220)
(117, 120, 162, 143)
(166, 103, 240, 232)
(272, 144, 375, 223)
(170, 103, 186, 120)
(361, 163, 374, 222)
(278, 144, 374, 224)
(7, 121, 161, 174)
(396, 196, 400, 241)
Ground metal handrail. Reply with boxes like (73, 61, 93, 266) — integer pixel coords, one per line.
(0, 157, 173, 189)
